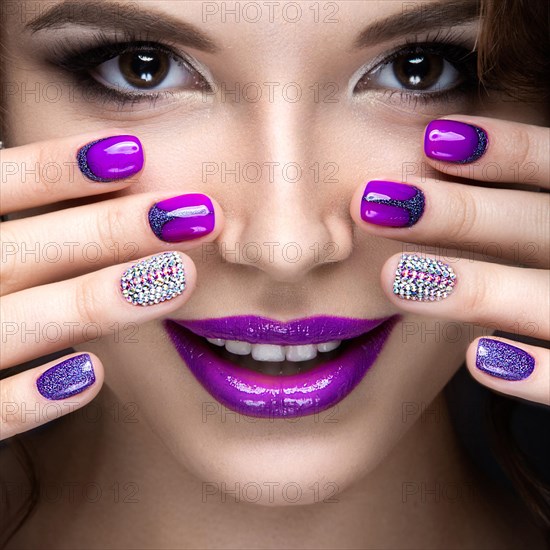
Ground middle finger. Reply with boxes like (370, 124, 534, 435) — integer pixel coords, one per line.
(1, 192, 223, 295)
(351, 178, 549, 268)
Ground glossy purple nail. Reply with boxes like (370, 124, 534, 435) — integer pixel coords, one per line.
(77, 135, 143, 182)
(361, 180, 425, 227)
(36, 354, 95, 400)
(476, 338, 535, 381)
(424, 120, 488, 163)
(148, 193, 215, 242)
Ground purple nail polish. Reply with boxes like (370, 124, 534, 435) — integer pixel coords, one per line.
(77, 135, 143, 182)
(361, 180, 424, 227)
(148, 193, 215, 242)
(424, 120, 488, 163)
(476, 338, 535, 381)
(36, 354, 95, 400)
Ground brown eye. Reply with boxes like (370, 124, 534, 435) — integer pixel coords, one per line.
(91, 46, 208, 93)
(392, 52, 444, 90)
(354, 46, 466, 95)
(118, 50, 169, 89)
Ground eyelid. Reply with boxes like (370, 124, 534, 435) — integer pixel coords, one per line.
(54, 38, 214, 91)
(348, 28, 476, 90)
(350, 41, 477, 98)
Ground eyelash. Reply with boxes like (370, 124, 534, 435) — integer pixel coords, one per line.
(50, 32, 210, 107)
(50, 30, 479, 108)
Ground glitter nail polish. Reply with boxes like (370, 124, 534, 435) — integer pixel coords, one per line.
(361, 180, 425, 227)
(120, 251, 186, 306)
(424, 120, 488, 164)
(476, 338, 535, 381)
(77, 135, 143, 182)
(148, 194, 215, 242)
(36, 354, 95, 400)
(393, 254, 457, 301)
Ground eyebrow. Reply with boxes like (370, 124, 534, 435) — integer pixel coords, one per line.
(25, 0, 219, 53)
(354, 0, 481, 49)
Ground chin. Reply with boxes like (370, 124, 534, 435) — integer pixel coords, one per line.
(85, 314, 473, 507)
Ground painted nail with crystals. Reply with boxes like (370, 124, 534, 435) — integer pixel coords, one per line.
(77, 135, 143, 182)
(120, 252, 186, 306)
(361, 180, 425, 227)
(149, 193, 215, 242)
(424, 120, 488, 164)
(393, 254, 457, 301)
(37, 354, 95, 400)
(476, 338, 535, 381)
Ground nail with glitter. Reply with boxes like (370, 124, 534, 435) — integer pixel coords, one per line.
(120, 251, 186, 306)
(36, 354, 95, 400)
(361, 180, 425, 227)
(393, 254, 457, 301)
(424, 120, 488, 164)
(476, 338, 535, 381)
(148, 194, 215, 242)
(77, 135, 143, 182)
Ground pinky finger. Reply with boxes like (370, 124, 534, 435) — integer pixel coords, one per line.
(0, 352, 103, 440)
(467, 337, 549, 406)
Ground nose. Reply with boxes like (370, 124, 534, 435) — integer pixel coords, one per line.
(219, 101, 353, 283)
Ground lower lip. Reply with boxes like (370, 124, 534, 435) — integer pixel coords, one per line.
(164, 316, 399, 419)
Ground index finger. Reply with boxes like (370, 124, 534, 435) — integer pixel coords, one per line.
(0, 130, 144, 215)
(423, 116, 549, 187)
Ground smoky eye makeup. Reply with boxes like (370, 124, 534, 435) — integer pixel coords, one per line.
(34, 25, 482, 112)
(41, 31, 214, 108)
(351, 29, 481, 107)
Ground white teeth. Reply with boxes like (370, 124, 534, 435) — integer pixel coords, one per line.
(206, 337, 342, 363)
(286, 344, 317, 362)
(316, 340, 341, 353)
(225, 340, 252, 355)
(206, 338, 225, 346)
(251, 344, 286, 362)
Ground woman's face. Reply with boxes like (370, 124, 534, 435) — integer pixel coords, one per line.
(3, 0, 540, 504)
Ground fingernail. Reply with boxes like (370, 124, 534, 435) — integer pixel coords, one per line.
(148, 193, 215, 242)
(393, 254, 457, 301)
(77, 135, 144, 182)
(121, 251, 186, 306)
(361, 180, 425, 227)
(476, 338, 535, 381)
(424, 120, 488, 163)
(37, 354, 95, 400)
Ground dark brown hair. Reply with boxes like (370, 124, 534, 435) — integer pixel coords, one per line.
(1, 0, 549, 547)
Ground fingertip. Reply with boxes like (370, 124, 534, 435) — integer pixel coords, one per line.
(118, 251, 195, 309)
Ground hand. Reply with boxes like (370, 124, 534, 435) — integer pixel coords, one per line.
(351, 116, 549, 406)
(0, 130, 223, 440)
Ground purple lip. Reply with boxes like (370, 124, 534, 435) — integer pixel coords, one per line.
(165, 315, 399, 418)
(172, 316, 388, 345)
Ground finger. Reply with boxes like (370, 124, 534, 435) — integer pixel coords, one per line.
(467, 337, 549, 406)
(351, 179, 549, 268)
(0, 130, 144, 215)
(0, 352, 103, 440)
(1, 251, 195, 368)
(381, 253, 549, 340)
(1, 192, 222, 295)
(423, 116, 550, 187)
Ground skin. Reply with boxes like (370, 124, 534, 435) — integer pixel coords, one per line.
(1, 1, 548, 548)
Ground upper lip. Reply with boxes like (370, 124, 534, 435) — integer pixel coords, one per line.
(169, 316, 393, 345)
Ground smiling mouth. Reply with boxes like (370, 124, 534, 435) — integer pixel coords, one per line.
(201, 336, 347, 376)
(164, 315, 400, 418)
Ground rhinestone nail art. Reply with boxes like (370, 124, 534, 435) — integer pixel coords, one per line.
(393, 254, 457, 301)
(120, 252, 186, 306)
